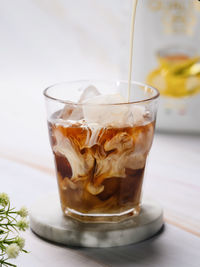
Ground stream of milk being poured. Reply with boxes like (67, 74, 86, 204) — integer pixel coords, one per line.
(128, 0, 138, 102)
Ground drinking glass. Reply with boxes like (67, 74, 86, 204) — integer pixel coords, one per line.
(44, 80, 159, 223)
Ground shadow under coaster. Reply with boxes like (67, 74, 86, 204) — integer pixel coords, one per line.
(30, 194, 164, 248)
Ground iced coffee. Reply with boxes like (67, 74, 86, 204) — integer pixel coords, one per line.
(45, 82, 159, 222)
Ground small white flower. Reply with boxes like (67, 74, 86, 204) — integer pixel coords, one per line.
(0, 192, 9, 207)
(15, 236, 25, 250)
(18, 206, 28, 218)
(17, 218, 29, 231)
(6, 244, 20, 259)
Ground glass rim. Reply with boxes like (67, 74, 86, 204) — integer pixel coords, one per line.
(43, 80, 160, 106)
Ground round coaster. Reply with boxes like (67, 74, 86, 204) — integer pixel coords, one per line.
(30, 193, 163, 248)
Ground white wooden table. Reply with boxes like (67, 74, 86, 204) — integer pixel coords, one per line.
(1, 132, 200, 267)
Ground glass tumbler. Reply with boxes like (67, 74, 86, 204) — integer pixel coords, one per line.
(44, 80, 159, 223)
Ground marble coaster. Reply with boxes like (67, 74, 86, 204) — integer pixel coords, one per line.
(30, 193, 163, 248)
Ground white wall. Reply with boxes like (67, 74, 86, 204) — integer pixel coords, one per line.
(0, 0, 136, 169)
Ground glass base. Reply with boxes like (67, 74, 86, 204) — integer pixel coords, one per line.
(63, 206, 141, 223)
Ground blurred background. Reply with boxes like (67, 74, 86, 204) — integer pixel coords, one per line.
(0, 0, 200, 172)
(0, 0, 134, 171)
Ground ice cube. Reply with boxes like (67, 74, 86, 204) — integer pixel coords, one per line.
(79, 85, 100, 103)
(127, 105, 146, 126)
(69, 106, 83, 120)
(59, 104, 83, 121)
(59, 103, 74, 120)
(59, 85, 100, 121)
(82, 94, 129, 127)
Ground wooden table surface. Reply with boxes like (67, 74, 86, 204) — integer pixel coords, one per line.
(0, 76, 199, 267)
(1, 130, 200, 267)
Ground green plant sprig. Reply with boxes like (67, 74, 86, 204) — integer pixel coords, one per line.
(0, 193, 29, 267)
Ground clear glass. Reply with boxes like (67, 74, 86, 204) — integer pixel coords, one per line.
(44, 80, 159, 223)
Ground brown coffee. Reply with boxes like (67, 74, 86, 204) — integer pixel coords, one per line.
(48, 117, 154, 222)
